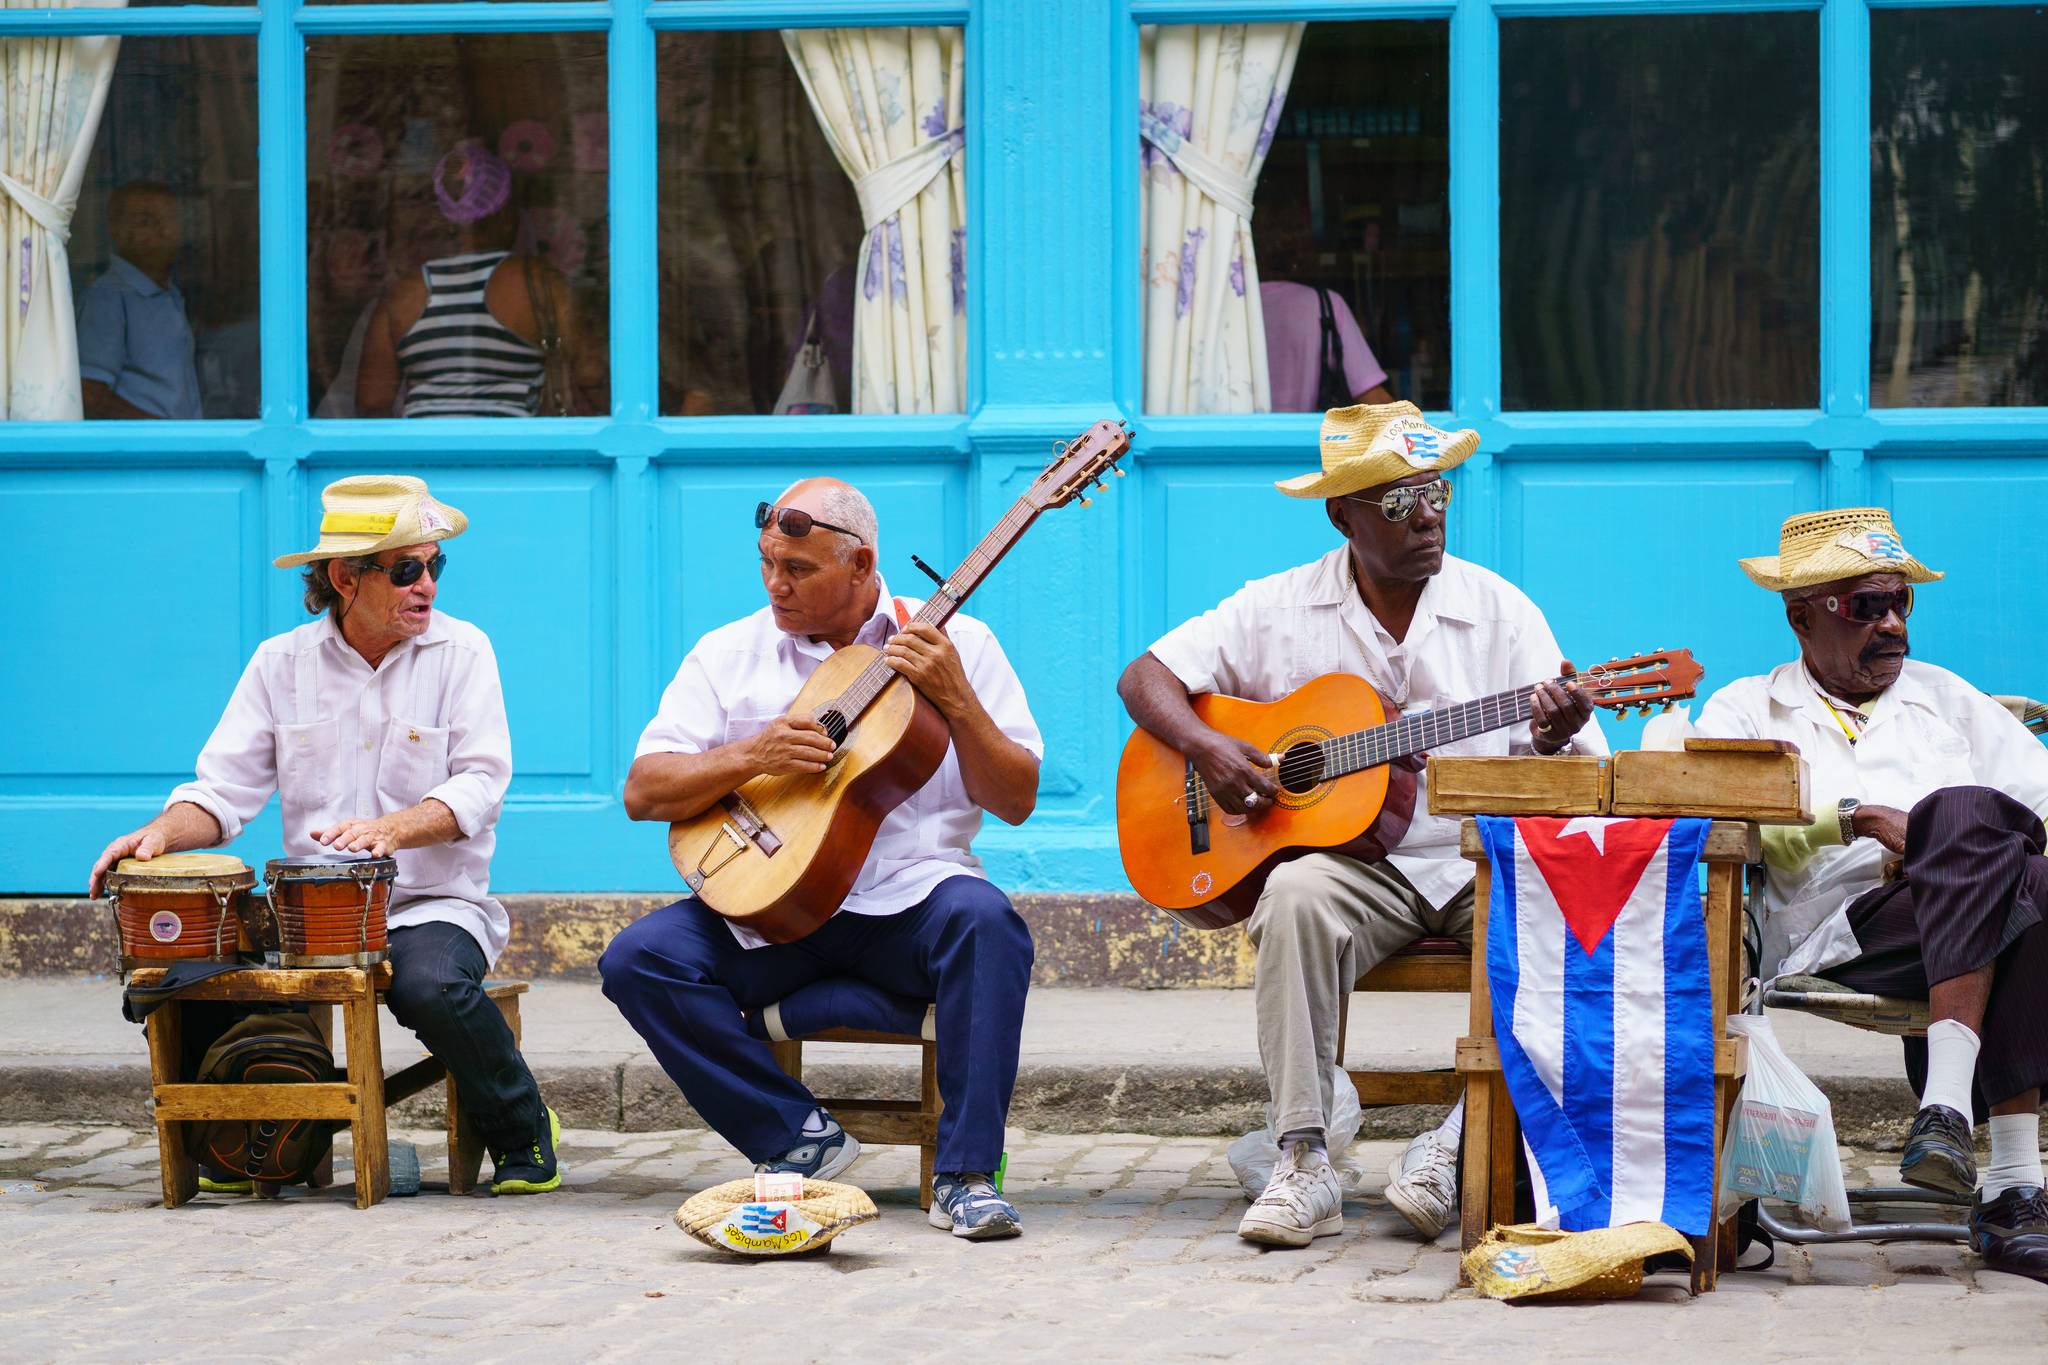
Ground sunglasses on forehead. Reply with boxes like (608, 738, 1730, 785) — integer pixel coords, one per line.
(1805, 585, 1913, 624)
(358, 552, 447, 588)
(755, 501, 866, 544)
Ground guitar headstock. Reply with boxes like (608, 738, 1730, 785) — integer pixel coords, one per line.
(1578, 648, 1705, 716)
(1027, 419, 1132, 511)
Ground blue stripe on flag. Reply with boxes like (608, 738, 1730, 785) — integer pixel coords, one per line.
(1561, 896, 1616, 1230)
(1659, 817, 1717, 1236)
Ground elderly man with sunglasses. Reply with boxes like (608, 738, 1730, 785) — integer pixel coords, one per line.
(87, 474, 562, 1195)
(1117, 403, 1605, 1248)
(1695, 508, 2048, 1282)
(603, 476, 1044, 1240)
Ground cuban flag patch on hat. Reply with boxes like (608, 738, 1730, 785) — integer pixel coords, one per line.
(1837, 528, 1906, 564)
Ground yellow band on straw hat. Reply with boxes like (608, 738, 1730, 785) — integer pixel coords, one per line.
(274, 475, 468, 569)
(1275, 401, 1481, 500)
(1737, 507, 1942, 592)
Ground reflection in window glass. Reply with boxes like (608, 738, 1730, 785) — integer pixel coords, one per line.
(1873, 9, 2048, 407)
(1254, 21, 1449, 411)
(307, 35, 610, 418)
(66, 37, 260, 420)
(657, 31, 863, 416)
(1500, 15, 1819, 410)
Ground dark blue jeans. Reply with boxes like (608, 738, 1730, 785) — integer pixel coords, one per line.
(599, 875, 1033, 1174)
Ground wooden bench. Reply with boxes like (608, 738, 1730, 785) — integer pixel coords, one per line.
(1339, 936, 1470, 1111)
(768, 1011, 940, 1210)
(130, 963, 528, 1207)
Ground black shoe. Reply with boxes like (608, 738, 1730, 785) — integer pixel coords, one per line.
(1899, 1104, 1976, 1195)
(491, 1107, 562, 1195)
(1970, 1185, 2048, 1282)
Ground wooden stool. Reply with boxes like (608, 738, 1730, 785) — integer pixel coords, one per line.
(360, 977, 528, 1196)
(769, 1015, 940, 1210)
(1339, 936, 1470, 1110)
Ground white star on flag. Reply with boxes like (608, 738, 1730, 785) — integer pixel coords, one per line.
(1557, 816, 1614, 854)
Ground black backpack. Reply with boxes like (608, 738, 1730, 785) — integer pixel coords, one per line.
(193, 1012, 338, 1187)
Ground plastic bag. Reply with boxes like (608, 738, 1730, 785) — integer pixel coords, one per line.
(1718, 1014, 1852, 1231)
(1227, 1065, 1371, 1199)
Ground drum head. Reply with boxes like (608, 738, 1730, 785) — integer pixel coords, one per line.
(266, 853, 398, 880)
(106, 852, 253, 890)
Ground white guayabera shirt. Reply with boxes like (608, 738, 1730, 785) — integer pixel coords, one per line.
(1146, 546, 1608, 911)
(637, 575, 1044, 950)
(167, 611, 514, 964)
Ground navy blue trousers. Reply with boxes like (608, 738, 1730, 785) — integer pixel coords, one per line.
(599, 875, 1033, 1173)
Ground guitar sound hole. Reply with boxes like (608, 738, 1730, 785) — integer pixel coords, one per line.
(816, 710, 849, 746)
(1276, 742, 1325, 795)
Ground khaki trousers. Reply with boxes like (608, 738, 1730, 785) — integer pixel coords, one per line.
(1246, 854, 1475, 1136)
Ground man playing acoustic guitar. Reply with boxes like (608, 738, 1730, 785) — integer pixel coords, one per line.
(602, 478, 1044, 1240)
(1117, 403, 1604, 1248)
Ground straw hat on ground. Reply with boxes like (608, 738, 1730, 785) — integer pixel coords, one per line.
(274, 475, 468, 569)
(1462, 1221, 1693, 1302)
(675, 1177, 879, 1257)
(1275, 401, 1481, 500)
(1738, 507, 1942, 593)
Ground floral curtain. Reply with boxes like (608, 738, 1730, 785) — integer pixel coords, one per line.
(784, 27, 965, 414)
(1140, 23, 1303, 414)
(1, 2, 124, 420)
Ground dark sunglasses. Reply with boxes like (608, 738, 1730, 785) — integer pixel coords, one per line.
(360, 552, 447, 588)
(755, 501, 864, 544)
(1346, 478, 1453, 523)
(1807, 585, 1913, 624)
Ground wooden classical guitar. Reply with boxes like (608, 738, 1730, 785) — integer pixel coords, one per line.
(669, 419, 1132, 943)
(1115, 650, 1703, 928)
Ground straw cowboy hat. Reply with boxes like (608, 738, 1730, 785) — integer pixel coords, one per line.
(675, 1177, 879, 1257)
(1275, 401, 1482, 500)
(1462, 1221, 1693, 1302)
(1738, 507, 1943, 593)
(274, 475, 468, 569)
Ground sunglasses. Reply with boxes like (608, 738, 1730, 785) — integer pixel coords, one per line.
(1806, 585, 1913, 624)
(360, 552, 447, 588)
(755, 501, 865, 544)
(1347, 478, 1453, 523)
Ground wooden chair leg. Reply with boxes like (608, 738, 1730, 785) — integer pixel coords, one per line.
(771, 1039, 804, 1082)
(344, 974, 389, 1208)
(146, 1000, 198, 1209)
(919, 1040, 940, 1211)
(309, 1003, 335, 1189)
(1487, 1078, 1518, 1229)
(1458, 1074, 1490, 1269)
(447, 1073, 484, 1195)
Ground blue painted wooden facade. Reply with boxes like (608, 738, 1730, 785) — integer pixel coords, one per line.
(4, 0, 2045, 895)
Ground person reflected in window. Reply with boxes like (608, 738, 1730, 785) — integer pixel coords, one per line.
(354, 143, 599, 417)
(1258, 205, 1394, 412)
(76, 182, 203, 421)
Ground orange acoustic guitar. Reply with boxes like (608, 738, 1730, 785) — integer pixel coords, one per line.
(668, 419, 1132, 943)
(1115, 650, 1703, 929)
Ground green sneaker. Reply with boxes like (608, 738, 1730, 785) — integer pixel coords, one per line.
(197, 1173, 253, 1195)
(490, 1106, 562, 1195)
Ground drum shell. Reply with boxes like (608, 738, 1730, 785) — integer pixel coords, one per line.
(265, 859, 395, 968)
(106, 872, 254, 970)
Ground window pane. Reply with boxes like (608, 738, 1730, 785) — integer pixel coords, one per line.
(1500, 15, 1820, 410)
(1253, 21, 1449, 411)
(307, 35, 610, 418)
(1873, 8, 2048, 407)
(60, 36, 260, 420)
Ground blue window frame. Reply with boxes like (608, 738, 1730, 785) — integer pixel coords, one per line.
(3, 0, 2045, 896)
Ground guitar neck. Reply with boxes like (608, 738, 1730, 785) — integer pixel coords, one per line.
(1320, 683, 1546, 778)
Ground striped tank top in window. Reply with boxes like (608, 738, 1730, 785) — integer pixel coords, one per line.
(395, 251, 546, 418)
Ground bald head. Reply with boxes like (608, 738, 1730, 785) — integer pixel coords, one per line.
(774, 478, 879, 562)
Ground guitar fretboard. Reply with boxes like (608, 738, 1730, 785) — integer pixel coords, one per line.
(1321, 684, 1543, 778)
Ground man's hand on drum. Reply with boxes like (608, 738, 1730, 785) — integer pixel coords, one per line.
(312, 814, 407, 859)
(1530, 659, 1596, 756)
(1190, 729, 1281, 817)
(88, 822, 169, 897)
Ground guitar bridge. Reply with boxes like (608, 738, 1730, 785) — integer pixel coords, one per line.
(1185, 758, 1210, 855)
(681, 795, 783, 893)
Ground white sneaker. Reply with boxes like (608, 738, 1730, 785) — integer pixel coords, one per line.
(1238, 1141, 1344, 1247)
(1384, 1128, 1458, 1240)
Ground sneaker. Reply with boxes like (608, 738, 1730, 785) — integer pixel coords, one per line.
(1899, 1103, 1976, 1196)
(1385, 1127, 1459, 1240)
(491, 1107, 562, 1195)
(197, 1165, 253, 1196)
(1970, 1185, 2048, 1283)
(1238, 1141, 1344, 1248)
(755, 1109, 860, 1183)
(929, 1172, 1022, 1240)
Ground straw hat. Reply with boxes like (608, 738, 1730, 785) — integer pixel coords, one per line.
(1462, 1222, 1693, 1302)
(675, 1177, 879, 1257)
(1738, 507, 1942, 592)
(274, 475, 468, 569)
(1275, 401, 1481, 499)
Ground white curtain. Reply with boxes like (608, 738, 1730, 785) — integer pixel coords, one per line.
(1140, 23, 1303, 414)
(1, 2, 123, 420)
(784, 27, 965, 414)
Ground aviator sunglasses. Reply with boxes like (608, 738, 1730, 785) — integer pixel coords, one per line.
(1345, 477, 1453, 523)
(359, 551, 447, 588)
(755, 500, 866, 544)
(1805, 585, 1913, 625)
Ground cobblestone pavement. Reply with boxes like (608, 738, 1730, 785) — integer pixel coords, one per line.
(3, 1125, 2044, 1361)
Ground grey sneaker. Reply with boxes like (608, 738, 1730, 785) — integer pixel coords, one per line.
(1238, 1141, 1343, 1247)
(756, 1109, 860, 1183)
(929, 1172, 1022, 1240)
(1384, 1127, 1459, 1240)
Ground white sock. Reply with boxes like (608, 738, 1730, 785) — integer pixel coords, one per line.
(1437, 1096, 1466, 1145)
(1920, 1018, 1981, 1122)
(1278, 1127, 1328, 1160)
(1984, 1113, 2045, 1194)
(800, 1108, 830, 1137)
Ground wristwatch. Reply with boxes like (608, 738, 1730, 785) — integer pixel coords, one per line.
(1837, 797, 1861, 843)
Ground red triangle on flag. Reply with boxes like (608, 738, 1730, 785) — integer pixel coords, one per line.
(1517, 818, 1673, 958)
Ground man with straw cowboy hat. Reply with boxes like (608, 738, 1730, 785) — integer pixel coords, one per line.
(88, 474, 563, 1196)
(1696, 507, 2048, 1282)
(1117, 402, 1606, 1248)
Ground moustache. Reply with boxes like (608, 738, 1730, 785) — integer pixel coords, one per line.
(1860, 638, 1909, 666)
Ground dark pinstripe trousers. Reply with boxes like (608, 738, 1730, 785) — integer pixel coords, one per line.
(1821, 785, 2048, 1109)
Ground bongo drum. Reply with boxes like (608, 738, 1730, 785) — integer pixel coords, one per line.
(263, 854, 397, 968)
(104, 853, 254, 971)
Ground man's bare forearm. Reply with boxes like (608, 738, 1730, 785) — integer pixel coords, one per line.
(946, 694, 1039, 825)
(1117, 653, 1212, 754)
(623, 743, 760, 823)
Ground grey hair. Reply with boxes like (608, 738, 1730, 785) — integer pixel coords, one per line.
(778, 480, 879, 562)
(301, 554, 382, 618)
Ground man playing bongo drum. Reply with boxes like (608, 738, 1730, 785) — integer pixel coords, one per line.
(87, 475, 561, 1195)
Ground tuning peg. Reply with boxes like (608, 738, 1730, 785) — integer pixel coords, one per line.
(1078, 495, 1093, 508)
(1113, 466, 1126, 476)
(1093, 479, 1108, 492)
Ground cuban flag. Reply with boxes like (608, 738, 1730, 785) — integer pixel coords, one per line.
(1478, 815, 1716, 1236)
